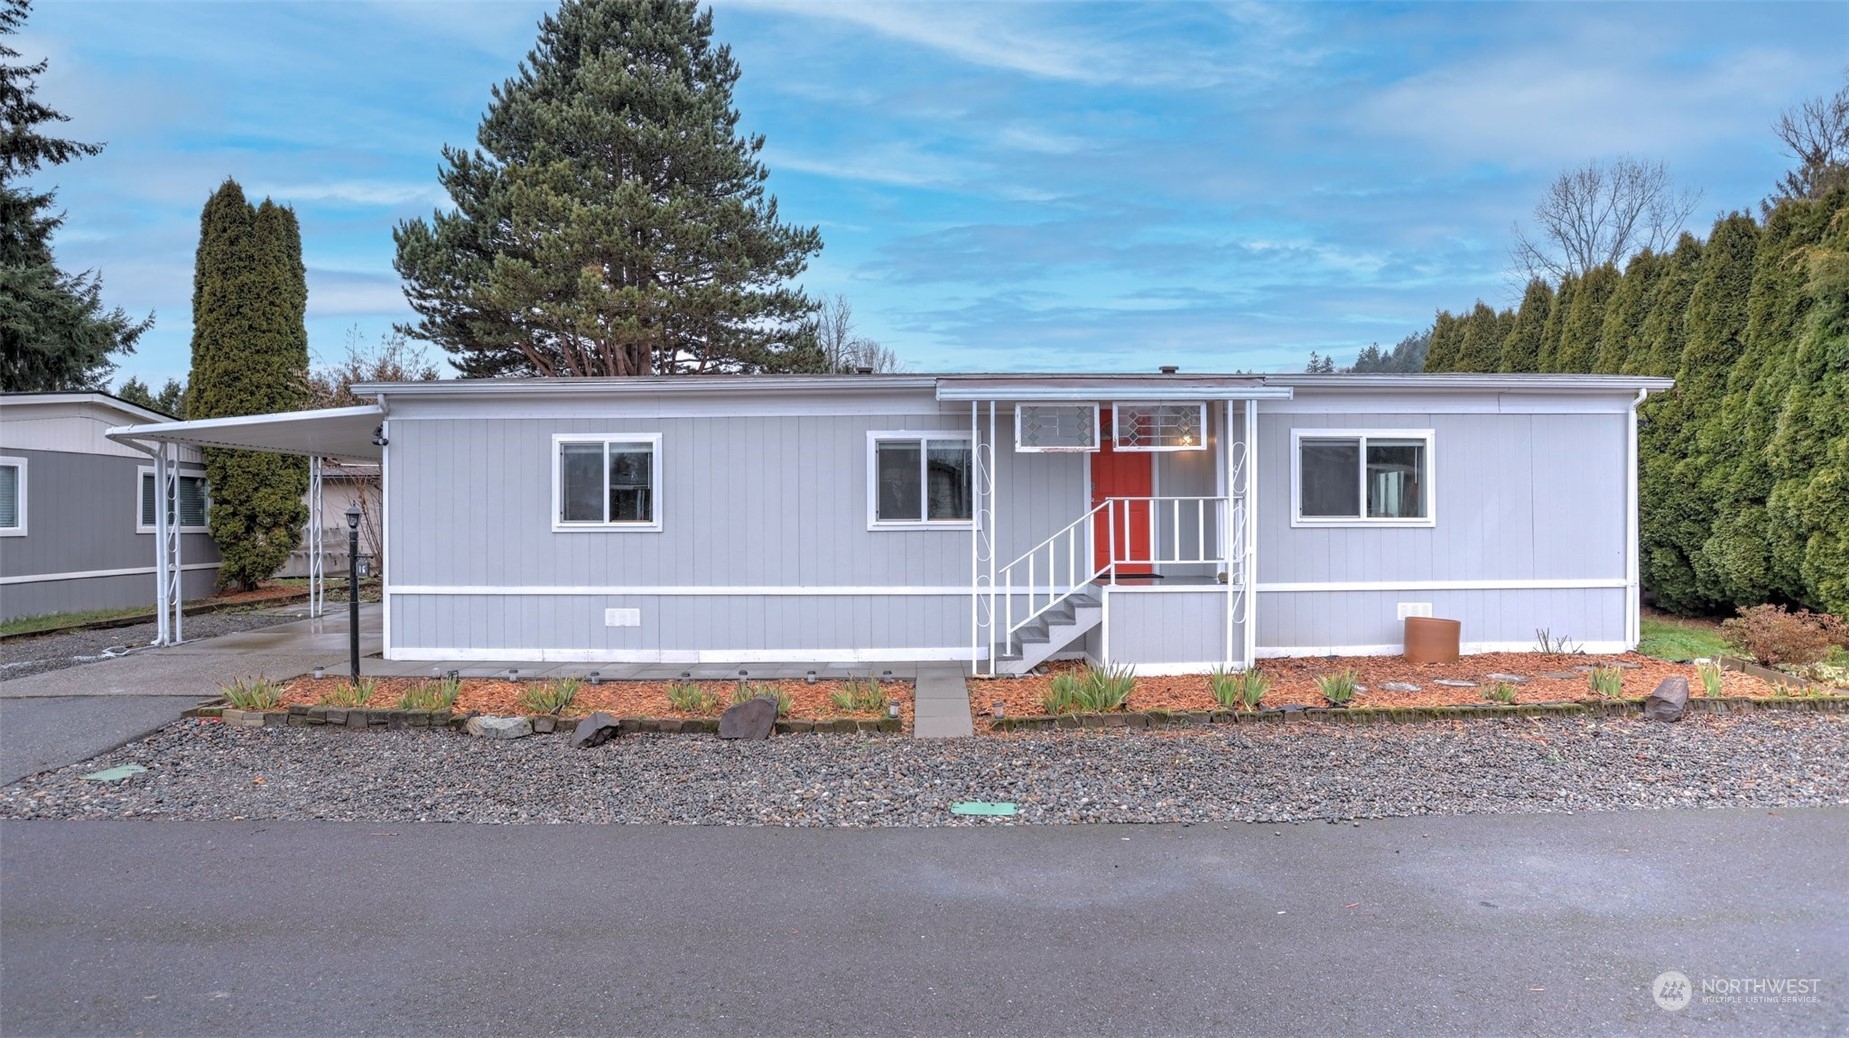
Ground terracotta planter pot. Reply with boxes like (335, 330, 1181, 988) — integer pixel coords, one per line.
(1404, 616, 1461, 664)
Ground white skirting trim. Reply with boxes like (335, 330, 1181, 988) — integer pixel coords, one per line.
(389, 585, 1061, 597)
(1256, 640, 1630, 659)
(1113, 661, 1249, 676)
(0, 561, 218, 586)
(1256, 578, 1626, 593)
(385, 646, 982, 664)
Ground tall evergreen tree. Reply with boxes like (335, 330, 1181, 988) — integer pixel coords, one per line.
(1422, 310, 1462, 371)
(187, 180, 310, 590)
(1698, 194, 1838, 605)
(394, 0, 824, 377)
(0, 0, 150, 391)
(1452, 301, 1504, 372)
(1499, 279, 1554, 373)
(1634, 234, 1702, 376)
(1592, 251, 1661, 374)
(1536, 274, 1577, 371)
(1553, 263, 1619, 372)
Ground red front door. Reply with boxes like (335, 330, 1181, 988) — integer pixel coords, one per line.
(1091, 410, 1153, 575)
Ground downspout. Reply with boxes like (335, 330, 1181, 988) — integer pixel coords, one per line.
(1626, 388, 1646, 650)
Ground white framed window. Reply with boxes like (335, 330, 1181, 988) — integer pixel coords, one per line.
(136, 467, 210, 533)
(867, 432, 974, 530)
(1015, 404, 1099, 453)
(1112, 402, 1207, 451)
(1291, 428, 1435, 527)
(552, 433, 662, 532)
(0, 457, 24, 536)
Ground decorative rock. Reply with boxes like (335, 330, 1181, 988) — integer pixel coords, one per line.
(1380, 681, 1421, 693)
(570, 712, 622, 749)
(1484, 673, 1528, 684)
(1539, 671, 1581, 680)
(1434, 679, 1478, 688)
(464, 715, 533, 740)
(531, 716, 557, 734)
(1645, 676, 1690, 723)
(718, 697, 778, 740)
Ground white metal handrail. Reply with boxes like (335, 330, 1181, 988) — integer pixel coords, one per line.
(998, 495, 1230, 648)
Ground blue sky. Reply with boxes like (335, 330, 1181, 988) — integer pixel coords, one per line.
(19, 1, 1846, 385)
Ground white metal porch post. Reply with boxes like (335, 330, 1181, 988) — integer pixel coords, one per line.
(1222, 400, 1235, 666)
(153, 442, 183, 645)
(307, 455, 324, 618)
(1243, 399, 1259, 668)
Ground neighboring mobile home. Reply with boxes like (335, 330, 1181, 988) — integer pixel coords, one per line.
(106, 372, 1669, 673)
(0, 393, 219, 623)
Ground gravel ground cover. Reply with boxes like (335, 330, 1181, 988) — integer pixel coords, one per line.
(0, 608, 311, 681)
(3, 712, 1843, 826)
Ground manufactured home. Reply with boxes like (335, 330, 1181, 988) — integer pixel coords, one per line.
(106, 372, 1669, 673)
(1, 393, 220, 623)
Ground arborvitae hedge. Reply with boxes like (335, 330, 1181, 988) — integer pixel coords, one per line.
(1535, 274, 1576, 372)
(1553, 264, 1619, 372)
(186, 181, 310, 590)
(1500, 279, 1553, 373)
(1594, 252, 1661, 374)
(1453, 301, 1504, 372)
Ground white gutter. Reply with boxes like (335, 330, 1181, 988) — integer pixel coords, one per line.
(937, 386, 1295, 402)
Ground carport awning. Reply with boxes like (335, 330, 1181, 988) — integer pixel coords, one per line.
(106, 404, 384, 462)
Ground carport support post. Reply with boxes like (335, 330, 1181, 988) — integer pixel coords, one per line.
(346, 503, 361, 682)
(307, 455, 324, 618)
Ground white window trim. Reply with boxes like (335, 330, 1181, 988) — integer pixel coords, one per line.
(0, 456, 24, 537)
(866, 431, 977, 531)
(1111, 401, 1209, 452)
(1290, 427, 1436, 528)
(1014, 403, 1100, 453)
(550, 433, 664, 533)
(135, 465, 211, 534)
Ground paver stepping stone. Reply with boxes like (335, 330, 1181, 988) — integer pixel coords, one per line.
(950, 802, 1017, 817)
(1434, 679, 1478, 688)
(1485, 672, 1528, 683)
(81, 764, 148, 782)
(464, 716, 532, 740)
(1380, 681, 1421, 693)
(1540, 671, 1581, 680)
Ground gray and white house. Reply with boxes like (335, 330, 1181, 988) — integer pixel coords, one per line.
(106, 372, 1669, 674)
(1, 392, 219, 623)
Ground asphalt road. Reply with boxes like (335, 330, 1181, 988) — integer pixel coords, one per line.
(0, 696, 208, 787)
(3, 809, 1845, 1037)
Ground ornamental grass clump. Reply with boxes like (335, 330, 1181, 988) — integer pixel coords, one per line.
(322, 676, 377, 708)
(733, 682, 791, 715)
(519, 677, 580, 715)
(1316, 670, 1359, 707)
(397, 679, 459, 712)
(222, 675, 283, 711)
(1043, 671, 1085, 715)
(1588, 667, 1625, 700)
(1209, 666, 1269, 711)
(830, 677, 883, 714)
(666, 682, 720, 714)
(1078, 662, 1136, 711)
(1695, 660, 1725, 698)
(1482, 682, 1517, 704)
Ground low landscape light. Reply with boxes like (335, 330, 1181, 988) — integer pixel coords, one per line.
(888, 701, 900, 719)
(992, 701, 1004, 718)
(805, 670, 817, 684)
(312, 666, 324, 680)
(588, 671, 602, 686)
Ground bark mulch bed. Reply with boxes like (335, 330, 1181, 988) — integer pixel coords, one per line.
(275, 675, 914, 730)
(970, 652, 1798, 726)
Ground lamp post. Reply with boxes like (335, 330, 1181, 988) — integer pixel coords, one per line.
(345, 503, 361, 683)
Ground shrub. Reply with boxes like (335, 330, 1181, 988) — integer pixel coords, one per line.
(1721, 605, 1849, 669)
(222, 675, 282, 711)
(733, 682, 791, 715)
(667, 682, 719, 714)
(518, 677, 579, 715)
(321, 676, 377, 708)
(1316, 670, 1359, 706)
(1588, 667, 1625, 699)
(830, 677, 884, 714)
(1695, 660, 1725, 698)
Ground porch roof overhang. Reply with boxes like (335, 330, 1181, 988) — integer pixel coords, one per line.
(935, 376, 1295, 403)
(105, 405, 385, 462)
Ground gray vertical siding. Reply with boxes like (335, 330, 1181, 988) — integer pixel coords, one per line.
(1103, 589, 1239, 667)
(0, 448, 219, 621)
(1257, 588, 1628, 653)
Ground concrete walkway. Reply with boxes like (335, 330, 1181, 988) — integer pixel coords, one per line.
(0, 605, 382, 785)
(913, 663, 975, 737)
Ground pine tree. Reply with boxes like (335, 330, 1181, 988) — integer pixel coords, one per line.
(394, 0, 824, 377)
(0, 0, 150, 391)
(187, 180, 310, 590)
(1536, 274, 1577, 371)
(1500, 280, 1553, 373)
(117, 376, 187, 415)
(1452, 301, 1503, 372)
(1423, 310, 1462, 371)
(1593, 251, 1661, 374)
(1553, 264, 1619, 372)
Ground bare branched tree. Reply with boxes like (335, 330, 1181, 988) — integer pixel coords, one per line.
(1769, 78, 1849, 208)
(815, 294, 903, 373)
(1511, 157, 1702, 282)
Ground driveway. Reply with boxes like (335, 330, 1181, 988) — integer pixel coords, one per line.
(0, 604, 381, 785)
(3, 808, 1844, 1036)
